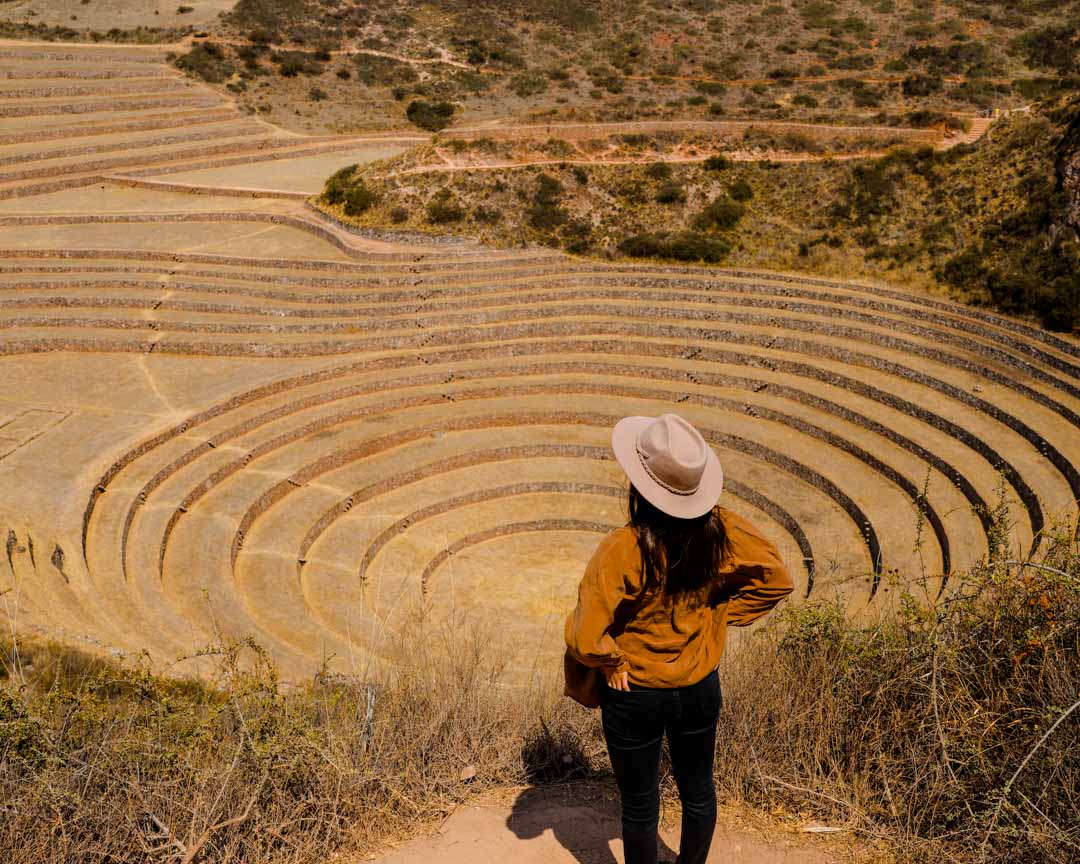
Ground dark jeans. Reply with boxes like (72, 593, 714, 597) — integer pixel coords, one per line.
(601, 670, 721, 864)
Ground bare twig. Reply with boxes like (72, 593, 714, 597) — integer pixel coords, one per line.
(978, 698, 1080, 860)
(931, 646, 960, 785)
(139, 812, 189, 859)
(756, 772, 854, 813)
(1001, 560, 1073, 579)
(180, 767, 269, 864)
(1015, 791, 1078, 849)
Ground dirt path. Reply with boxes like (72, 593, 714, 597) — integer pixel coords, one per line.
(447, 119, 940, 140)
(393, 113, 1001, 174)
(624, 72, 1022, 88)
(361, 787, 860, 864)
(177, 35, 473, 69)
(394, 150, 889, 176)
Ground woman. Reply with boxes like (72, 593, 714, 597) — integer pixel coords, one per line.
(565, 413, 794, 864)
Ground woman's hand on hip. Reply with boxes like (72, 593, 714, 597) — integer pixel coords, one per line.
(605, 668, 630, 691)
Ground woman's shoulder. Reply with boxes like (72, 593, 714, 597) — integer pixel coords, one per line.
(585, 525, 642, 589)
(591, 525, 638, 560)
(716, 506, 761, 534)
(715, 506, 782, 558)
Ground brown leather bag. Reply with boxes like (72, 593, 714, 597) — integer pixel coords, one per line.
(563, 649, 602, 709)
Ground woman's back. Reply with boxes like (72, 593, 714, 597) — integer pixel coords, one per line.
(565, 505, 793, 690)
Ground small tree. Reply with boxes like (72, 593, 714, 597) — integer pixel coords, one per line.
(703, 154, 732, 171)
(426, 190, 465, 224)
(321, 164, 358, 206)
(902, 72, 942, 97)
(728, 178, 754, 201)
(655, 181, 687, 204)
(694, 196, 745, 230)
(407, 99, 455, 131)
(343, 182, 376, 216)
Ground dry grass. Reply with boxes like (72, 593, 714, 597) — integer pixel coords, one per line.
(715, 509, 1080, 863)
(1, 509, 1076, 863)
(0, 625, 591, 863)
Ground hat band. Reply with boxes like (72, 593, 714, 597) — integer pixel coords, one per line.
(635, 441, 701, 496)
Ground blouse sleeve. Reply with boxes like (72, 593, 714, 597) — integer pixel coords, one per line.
(564, 530, 640, 672)
(722, 511, 795, 626)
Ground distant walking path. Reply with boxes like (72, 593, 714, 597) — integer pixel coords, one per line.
(394, 115, 998, 175)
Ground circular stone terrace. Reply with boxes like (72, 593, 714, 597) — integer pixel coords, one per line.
(0, 41, 1076, 680)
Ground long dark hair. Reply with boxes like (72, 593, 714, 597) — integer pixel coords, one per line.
(628, 484, 728, 595)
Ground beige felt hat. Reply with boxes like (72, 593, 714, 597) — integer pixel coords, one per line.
(611, 413, 724, 519)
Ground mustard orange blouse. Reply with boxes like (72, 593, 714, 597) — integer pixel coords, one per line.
(564, 507, 794, 688)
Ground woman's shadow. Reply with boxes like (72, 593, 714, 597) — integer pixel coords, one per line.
(505, 723, 677, 863)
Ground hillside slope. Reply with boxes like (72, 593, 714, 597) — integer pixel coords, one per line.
(321, 98, 1080, 330)
(167, 0, 1080, 133)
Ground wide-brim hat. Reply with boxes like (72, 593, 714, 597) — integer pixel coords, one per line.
(611, 413, 724, 519)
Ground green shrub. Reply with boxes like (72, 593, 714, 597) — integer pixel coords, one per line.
(248, 27, 276, 44)
(527, 202, 568, 230)
(426, 191, 465, 224)
(702, 154, 732, 171)
(175, 42, 235, 83)
(728, 178, 754, 201)
(1013, 77, 1079, 101)
(235, 44, 265, 70)
(473, 205, 502, 224)
(407, 99, 455, 131)
(560, 218, 592, 254)
(272, 50, 323, 77)
(227, 0, 308, 36)
(904, 42, 991, 76)
(534, 173, 563, 206)
(792, 93, 819, 107)
(655, 181, 686, 204)
(664, 231, 731, 261)
(352, 53, 418, 87)
(904, 109, 965, 131)
(831, 52, 875, 70)
(694, 196, 745, 230)
(902, 72, 942, 96)
(800, 1, 838, 29)
(644, 162, 672, 180)
(343, 181, 376, 216)
(848, 81, 881, 107)
(693, 80, 727, 96)
(618, 231, 731, 262)
(588, 66, 624, 93)
(389, 206, 409, 223)
(321, 164, 357, 206)
(1011, 25, 1078, 74)
(509, 71, 548, 97)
